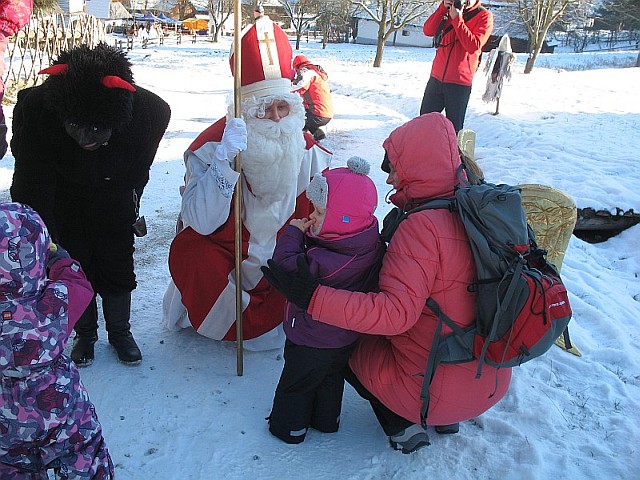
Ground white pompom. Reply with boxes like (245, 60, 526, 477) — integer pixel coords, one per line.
(347, 156, 370, 176)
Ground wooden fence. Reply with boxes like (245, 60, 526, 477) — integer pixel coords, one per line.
(3, 13, 106, 104)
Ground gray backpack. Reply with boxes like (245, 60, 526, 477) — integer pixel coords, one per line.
(381, 164, 572, 426)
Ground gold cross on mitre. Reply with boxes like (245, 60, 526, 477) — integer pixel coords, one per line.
(253, 19, 282, 80)
(258, 31, 275, 65)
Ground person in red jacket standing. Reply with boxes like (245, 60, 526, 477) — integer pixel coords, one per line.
(421, 0, 493, 132)
(292, 54, 334, 141)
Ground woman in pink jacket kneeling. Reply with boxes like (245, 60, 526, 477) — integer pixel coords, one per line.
(262, 112, 511, 453)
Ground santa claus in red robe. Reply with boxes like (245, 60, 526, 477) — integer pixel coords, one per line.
(162, 15, 332, 350)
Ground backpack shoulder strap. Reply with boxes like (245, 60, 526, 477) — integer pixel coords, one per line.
(381, 199, 455, 243)
(465, 5, 487, 22)
(409, 198, 456, 214)
(420, 298, 475, 426)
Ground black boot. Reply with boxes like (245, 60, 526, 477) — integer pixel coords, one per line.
(103, 292, 142, 365)
(435, 423, 459, 434)
(313, 127, 326, 141)
(71, 298, 99, 367)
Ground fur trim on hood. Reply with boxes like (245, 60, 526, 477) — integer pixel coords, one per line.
(43, 43, 135, 132)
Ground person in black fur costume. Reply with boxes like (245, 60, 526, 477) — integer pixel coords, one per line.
(10, 43, 171, 367)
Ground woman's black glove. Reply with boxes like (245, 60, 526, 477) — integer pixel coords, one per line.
(261, 256, 319, 310)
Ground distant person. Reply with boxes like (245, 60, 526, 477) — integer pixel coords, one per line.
(0, 0, 33, 158)
(10, 43, 171, 367)
(0, 203, 114, 479)
(262, 113, 511, 454)
(421, 0, 493, 132)
(268, 157, 385, 444)
(253, 3, 264, 20)
(292, 54, 334, 141)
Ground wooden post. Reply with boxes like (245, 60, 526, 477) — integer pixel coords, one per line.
(233, 0, 244, 376)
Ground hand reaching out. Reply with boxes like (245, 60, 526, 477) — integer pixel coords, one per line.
(290, 218, 314, 232)
(261, 257, 319, 310)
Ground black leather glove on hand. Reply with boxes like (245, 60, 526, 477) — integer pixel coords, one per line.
(261, 256, 319, 310)
(46, 243, 71, 271)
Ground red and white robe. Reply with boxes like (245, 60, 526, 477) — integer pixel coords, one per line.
(162, 118, 331, 348)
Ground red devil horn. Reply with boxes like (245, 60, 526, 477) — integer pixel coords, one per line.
(38, 64, 69, 75)
(102, 75, 136, 92)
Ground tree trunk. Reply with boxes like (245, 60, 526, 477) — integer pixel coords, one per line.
(373, 39, 384, 67)
(524, 54, 535, 74)
(524, 39, 543, 74)
(373, 19, 387, 68)
(295, 34, 301, 50)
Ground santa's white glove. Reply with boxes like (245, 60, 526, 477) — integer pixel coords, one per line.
(215, 117, 247, 163)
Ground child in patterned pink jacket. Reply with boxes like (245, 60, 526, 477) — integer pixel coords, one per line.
(0, 202, 114, 479)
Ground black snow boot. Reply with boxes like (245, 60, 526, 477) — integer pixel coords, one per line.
(313, 127, 326, 141)
(71, 335, 98, 367)
(103, 292, 142, 365)
(71, 298, 99, 367)
(435, 423, 459, 435)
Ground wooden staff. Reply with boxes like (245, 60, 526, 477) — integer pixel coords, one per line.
(233, 0, 243, 376)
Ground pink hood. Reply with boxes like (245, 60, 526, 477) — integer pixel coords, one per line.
(382, 113, 462, 207)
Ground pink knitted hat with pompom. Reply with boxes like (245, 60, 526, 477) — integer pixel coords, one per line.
(306, 156, 378, 236)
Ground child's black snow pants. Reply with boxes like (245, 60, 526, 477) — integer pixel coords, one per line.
(268, 340, 355, 444)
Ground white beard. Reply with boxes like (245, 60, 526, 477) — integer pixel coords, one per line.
(241, 112, 306, 204)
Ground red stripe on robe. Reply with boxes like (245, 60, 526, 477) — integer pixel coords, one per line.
(169, 192, 314, 341)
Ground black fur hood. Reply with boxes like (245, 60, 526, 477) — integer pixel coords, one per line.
(43, 43, 135, 132)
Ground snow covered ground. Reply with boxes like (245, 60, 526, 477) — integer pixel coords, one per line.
(1, 33, 639, 479)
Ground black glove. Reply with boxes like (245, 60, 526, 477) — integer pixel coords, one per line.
(46, 243, 71, 271)
(261, 256, 319, 310)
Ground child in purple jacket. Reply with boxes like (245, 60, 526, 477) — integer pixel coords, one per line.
(268, 157, 385, 444)
(0, 203, 114, 479)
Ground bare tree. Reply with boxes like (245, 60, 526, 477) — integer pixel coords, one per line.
(517, 0, 582, 73)
(172, 0, 195, 20)
(208, 0, 234, 41)
(350, 0, 435, 67)
(595, 0, 640, 64)
(277, 0, 324, 50)
(316, 0, 353, 48)
(154, 0, 179, 13)
(33, 0, 59, 14)
(129, 0, 158, 13)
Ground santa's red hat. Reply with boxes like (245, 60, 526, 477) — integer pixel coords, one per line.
(229, 17, 294, 97)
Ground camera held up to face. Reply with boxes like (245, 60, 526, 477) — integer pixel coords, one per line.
(452, 0, 466, 9)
